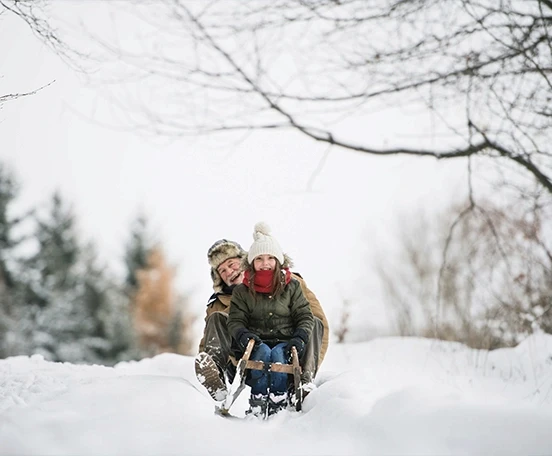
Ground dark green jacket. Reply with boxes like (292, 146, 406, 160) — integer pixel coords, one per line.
(228, 278, 314, 344)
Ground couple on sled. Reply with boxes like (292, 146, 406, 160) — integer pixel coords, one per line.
(195, 222, 329, 418)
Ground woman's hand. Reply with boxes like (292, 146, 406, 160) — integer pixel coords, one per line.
(235, 328, 262, 350)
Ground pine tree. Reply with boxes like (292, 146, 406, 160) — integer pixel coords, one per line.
(22, 192, 82, 360)
(0, 164, 34, 357)
(69, 243, 139, 365)
(21, 193, 142, 364)
(0, 164, 19, 290)
(33, 192, 79, 292)
(124, 213, 152, 290)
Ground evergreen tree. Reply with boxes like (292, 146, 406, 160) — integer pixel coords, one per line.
(22, 192, 82, 360)
(0, 173, 146, 364)
(22, 193, 141, 365)
(0, 164, 33, 357)
(0, 164, 19, 290)
(124, 213, 153, 290)
(76, 243, 139, 364)
(32, 191, 79, 293)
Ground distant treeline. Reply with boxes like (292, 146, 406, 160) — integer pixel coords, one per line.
(0, 162, 195, 365)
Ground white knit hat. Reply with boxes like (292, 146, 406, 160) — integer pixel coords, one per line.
(247, 222, 284, 265)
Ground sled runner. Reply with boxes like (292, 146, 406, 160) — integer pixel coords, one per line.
(215, 339, 303, 418)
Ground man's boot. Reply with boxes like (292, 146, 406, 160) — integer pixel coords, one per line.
(195, 352, 227, 401)
(246, 394, 267, 419)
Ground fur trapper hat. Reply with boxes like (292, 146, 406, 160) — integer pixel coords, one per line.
(207, 239, 247, 292)
(247, 222, 285, 265)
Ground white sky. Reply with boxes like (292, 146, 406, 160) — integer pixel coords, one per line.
(1, 334, 552, 455)
(0, 5, 470, 341)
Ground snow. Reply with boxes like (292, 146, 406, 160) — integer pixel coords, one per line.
(1, 335, 552, 455)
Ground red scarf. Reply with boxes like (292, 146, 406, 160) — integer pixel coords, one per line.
(243, 268, 291, 294)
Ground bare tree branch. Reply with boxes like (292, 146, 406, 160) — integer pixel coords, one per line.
(95, 0, 552, 196)
(0, 81, 55, 109)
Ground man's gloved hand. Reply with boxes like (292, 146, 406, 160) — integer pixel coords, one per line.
(235, 328, 262, 350)
(286, 328, 309, 359)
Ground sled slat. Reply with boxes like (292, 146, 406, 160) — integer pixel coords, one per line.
(245, 360, 297, 374)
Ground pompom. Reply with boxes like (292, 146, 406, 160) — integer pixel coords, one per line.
(253, 221, 271, 240)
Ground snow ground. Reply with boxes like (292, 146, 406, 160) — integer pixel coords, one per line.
(1, 335, 552, 455)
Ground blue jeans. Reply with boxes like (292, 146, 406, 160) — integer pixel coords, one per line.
(246, 342, 288, 396)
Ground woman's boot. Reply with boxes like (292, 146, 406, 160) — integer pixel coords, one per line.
(267, 393, 288, 417)
(246, 394, 267, 418)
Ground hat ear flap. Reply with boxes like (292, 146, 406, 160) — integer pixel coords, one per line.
(210, 268, 224, 293)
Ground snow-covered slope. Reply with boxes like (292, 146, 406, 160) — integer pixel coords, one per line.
(1, 335, 551, 455)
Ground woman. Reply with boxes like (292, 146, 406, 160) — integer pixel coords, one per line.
(228, 222, 314, 418)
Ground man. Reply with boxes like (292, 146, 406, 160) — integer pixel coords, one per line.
(195, 238, 329, 402)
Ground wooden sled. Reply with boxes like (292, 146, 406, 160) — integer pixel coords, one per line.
(216, 339, 303, 417)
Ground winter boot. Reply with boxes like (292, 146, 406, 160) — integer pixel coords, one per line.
(267, 393, 288, 417)
(246, 394, 268, 419)
(299, 382, 317, 400)
(195, 352, 227, 402)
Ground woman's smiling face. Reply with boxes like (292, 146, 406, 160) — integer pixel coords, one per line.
(253, 254, 277, 272)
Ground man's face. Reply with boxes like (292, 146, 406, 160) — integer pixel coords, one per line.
(217, 257, 244, 287)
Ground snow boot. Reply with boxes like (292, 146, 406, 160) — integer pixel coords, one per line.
(246, 394, 268, 419)
(300, 382, 317, 400)
(267, 393, 288, 417)
(195, 352, 227, 402)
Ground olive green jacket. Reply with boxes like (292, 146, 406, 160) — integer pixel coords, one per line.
(198, 274, 329, 363)
(228, 278, 314, 344)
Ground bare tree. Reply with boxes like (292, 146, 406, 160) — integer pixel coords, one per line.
(97, 0, 552, 194)
(0, 0, 83, 108)
(334, 297, 351, 344)
(133, 245, 196, 355)
(1, 0, 76, 58)
(377, 192, 552, 349)
(0, 82, 55, 111)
